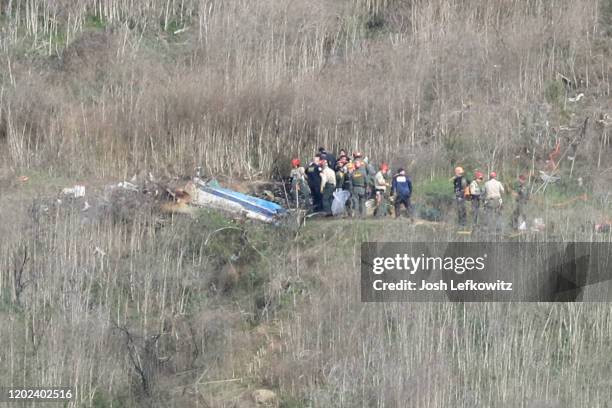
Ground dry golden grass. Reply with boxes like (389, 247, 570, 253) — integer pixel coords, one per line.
(1, 0, 609, 180)
(2, 1, 612, 406)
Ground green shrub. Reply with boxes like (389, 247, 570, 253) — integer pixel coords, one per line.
(544, 79, 565, 107)
(417, 177, 454, 207)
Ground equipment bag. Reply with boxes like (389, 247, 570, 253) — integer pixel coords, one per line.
(332, 190, 351, 216)
(463, 184, 472, 200)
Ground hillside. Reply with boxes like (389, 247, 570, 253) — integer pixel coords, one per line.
(3, 1, 612, 407)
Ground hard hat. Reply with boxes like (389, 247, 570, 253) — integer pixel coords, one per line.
(475, 171, 483, 179)
(291, 158, 300, 167)
(380, 163, 389, 171)
(455, 166, 464, 176)
(490, 171, 497, 178)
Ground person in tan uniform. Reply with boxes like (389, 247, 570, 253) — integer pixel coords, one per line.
(374, 163, 390, 217)
(484, 171, 505, 229)
(319, 159, 336, 215)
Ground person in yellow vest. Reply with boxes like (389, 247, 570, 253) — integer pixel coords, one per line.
(350, 160, 368, 217)
(289, 158, 311, 209)
(469, 171, 484, 225)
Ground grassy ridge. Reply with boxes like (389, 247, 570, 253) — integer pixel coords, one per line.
(1, 0, 610, 181)
(2, 0, 612, 406)
(2, 195, 612, 405)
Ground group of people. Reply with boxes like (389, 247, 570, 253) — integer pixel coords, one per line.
(452, 166, 530, 230)
(289, 147, 413, 218)
(289, 147, 530, 229)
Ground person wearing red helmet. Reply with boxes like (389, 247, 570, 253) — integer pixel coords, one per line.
(469, 171, 485, 225)
(335, 156, 350, 191)
(289, 158, 311, 209)
(374, 163, 391, 217)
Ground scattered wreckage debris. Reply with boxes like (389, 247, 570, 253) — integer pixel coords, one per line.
(181, 178, 287, 223)
(62, 185, 86, 198)
(51, 174, 287, 224)
(160, 186, 196, 215)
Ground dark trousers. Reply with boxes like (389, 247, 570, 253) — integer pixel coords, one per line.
(395, 196, 413, 219)
(512, 200, 526, 228)
(344, 189, 353, 214)
(456, 197, 467, 226)
(309, 183, 322, 212)
(471, 196, 481, 225)
(322, 184, 335, 215)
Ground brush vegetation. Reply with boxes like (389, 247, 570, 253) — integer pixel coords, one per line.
(3, 0, 612, 407)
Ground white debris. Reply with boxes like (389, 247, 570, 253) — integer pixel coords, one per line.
(539, 171, 560, 184)
(62, 185, 86, 198)
(117, 181, 139, 192)
(568, 93, 584, 102)
(532, 218, 545, 232)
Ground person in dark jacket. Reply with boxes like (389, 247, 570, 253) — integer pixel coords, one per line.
(392, 168, 413, 219)
(305, 154, 323, 212)
(337, 149, 349, 164)
(318, 147, 336, 171)
(335, 157, 349, 190)
(452, 166, 468, 226)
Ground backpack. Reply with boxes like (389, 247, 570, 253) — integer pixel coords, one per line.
(463, 178, 472, 200)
